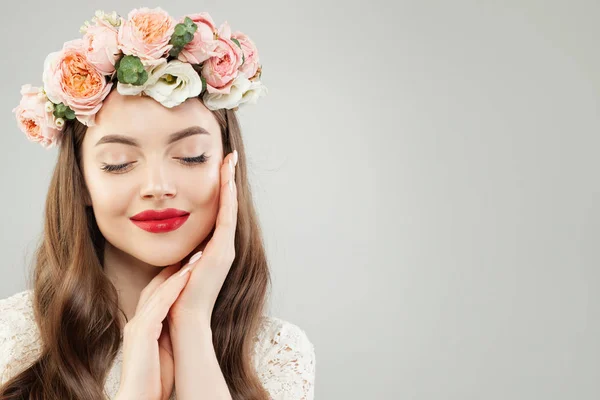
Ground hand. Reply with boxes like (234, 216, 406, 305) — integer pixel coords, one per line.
(169, 150, 239, 326)
(116, 262, 191, 400)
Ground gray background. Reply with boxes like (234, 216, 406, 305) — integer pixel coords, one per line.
(1, 0, 598, 399)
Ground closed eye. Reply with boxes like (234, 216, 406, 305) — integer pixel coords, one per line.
(100, 154, 210, 174)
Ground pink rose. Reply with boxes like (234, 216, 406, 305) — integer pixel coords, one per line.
(42, 39, 113, 126)
(83, 17, 121, 75)
(201, 22, 244, 94)
(231, 31, 260, 80)
(12, 84, 63, 149)
(177, 12, 219, 64)
(118, 7, 176, 62)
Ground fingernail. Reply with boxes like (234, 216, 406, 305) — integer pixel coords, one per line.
(178, 266, 192, 277)
(233, 150, 238, 166)
(189, 251, 203, 265)
(229, 179, 234, 192)
(229, 159, 234, 175)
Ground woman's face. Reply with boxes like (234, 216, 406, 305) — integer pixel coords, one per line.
(81, 89, 223, 267)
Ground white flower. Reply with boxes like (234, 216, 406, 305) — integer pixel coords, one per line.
(45, 101, 54, 112)
(81, 10, 121, 33)
(117, 79, 148, 96)
(203, 71, 268, 110)
(144, 60, 203, 108)
(94, 10, 121, 26)
(117, 59, 202, 108)
(238, 79, 268, 108)
(202, 71, 249, 110)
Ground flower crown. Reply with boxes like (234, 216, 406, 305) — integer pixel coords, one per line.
(12, 7, 267, 149)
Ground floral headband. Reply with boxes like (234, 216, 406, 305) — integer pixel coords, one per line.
(12, 7, 267, 149)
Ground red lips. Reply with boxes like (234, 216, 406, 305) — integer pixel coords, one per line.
(130, 208, 189, 221)
(130, 208, 190, 233)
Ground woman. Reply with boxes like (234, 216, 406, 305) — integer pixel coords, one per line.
(0, 7, 315, 400)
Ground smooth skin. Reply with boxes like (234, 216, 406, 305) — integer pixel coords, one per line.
(116, 150, 238, 400)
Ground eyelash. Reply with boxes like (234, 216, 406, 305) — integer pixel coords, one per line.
(100, 154, 210, 173)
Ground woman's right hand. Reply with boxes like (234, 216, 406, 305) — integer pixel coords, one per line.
(115, 262, 192, 400)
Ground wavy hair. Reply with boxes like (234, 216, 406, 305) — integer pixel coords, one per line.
(0, 94, 272, 400)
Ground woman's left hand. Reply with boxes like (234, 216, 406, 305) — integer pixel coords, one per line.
(168, 150, 239, 327)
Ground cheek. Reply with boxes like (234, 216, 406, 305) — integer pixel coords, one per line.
(184, 168, 221, 212)
(85, 171, 134, 217)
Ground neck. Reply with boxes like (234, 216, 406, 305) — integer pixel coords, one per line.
(103, 242, 164, 326)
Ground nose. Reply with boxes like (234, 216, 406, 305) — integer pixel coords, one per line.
(139, 161, 177, 200)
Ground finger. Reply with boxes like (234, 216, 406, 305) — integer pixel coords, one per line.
(216, 152, 239, 244)
(187, 152, 238, 270)
(136, 262, 182, 315)
(158, 319, 173, 358)
(136, 265, 192, 334)
(231, 151, 238, 220)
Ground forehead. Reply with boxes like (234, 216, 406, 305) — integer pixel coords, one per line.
(84, 89, 221, 147)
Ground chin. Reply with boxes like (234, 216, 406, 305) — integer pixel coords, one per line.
(101, 215, 213, 267)
(128, 234, 198, 266)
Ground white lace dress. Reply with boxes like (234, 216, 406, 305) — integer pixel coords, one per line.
(0, 290, 316, 399)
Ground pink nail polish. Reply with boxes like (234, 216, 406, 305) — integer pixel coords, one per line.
(189, 251, 203, 265)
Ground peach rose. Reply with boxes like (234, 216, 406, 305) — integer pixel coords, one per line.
(118, 7, 176, 62)
(201, 22, 244, 94)
(42, 39, 113, 126)
(83, 17, 121, 75)
(12, 84, 63, 149)
(177, 12, 219, 64)
(231, 31, 260, 80)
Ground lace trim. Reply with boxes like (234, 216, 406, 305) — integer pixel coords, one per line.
(0, 290, 316, 399)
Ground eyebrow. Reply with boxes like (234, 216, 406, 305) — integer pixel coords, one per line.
(95, 125, 210, 147)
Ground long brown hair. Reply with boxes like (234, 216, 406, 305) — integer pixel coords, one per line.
(0, 96, 272, 400)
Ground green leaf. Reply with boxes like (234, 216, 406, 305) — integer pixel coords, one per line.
(230, 38, 245, 66)
(116, 55, 148, 85)
(172, 36, 186, 48)
(138, 70, 148, 85)
(64, 108, 76, 120)
(52, 102, 76, 119)
(184, 17, 197, 32)
(200, 75, 207, 94)
(119, 55, 133, 68)
(124, 71, 138, 84)
(174, 24, 186, 36)
(231, 38, 242, 49)
(120, 55, 144, 71)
